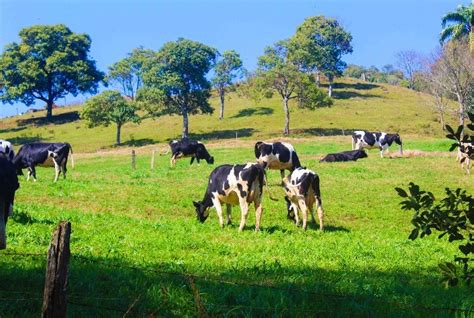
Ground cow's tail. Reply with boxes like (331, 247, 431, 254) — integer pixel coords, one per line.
(261, 169, 278, 202)
(160, 147, 171, 156)
(291, 151, 302, 169)
(68, 144, 75, 169)
(311, 173, 324, 231)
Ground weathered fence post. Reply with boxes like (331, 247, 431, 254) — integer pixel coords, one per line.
(131, 150, 136, 170)
(42, 221, 71, 318)
(151, 150, 156, 170)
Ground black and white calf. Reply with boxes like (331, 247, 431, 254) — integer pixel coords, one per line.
(13, 143, 74, 182)
(0, 158, 20, 249)
(282, 167, 324, 231)
(254, 141, 301, 179)
(352, 131, 403, 157)
(168, 138, 214, 167)
(193, 163, 265, 231)
(457, 141, 474, 175)
(320, 149, 368, 163)
(0, 140, 15, 161)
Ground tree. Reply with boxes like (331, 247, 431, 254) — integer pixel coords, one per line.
(106, 47, 155, 101)
(429, 39, 473, 134)
(440, 3, 474, 52)
(0, 24, 103, 120)
(139, 38, 217, 138)
(249, 40, 332, 135)
(395, 50, 422, 90)
(290, 16, 353, 97)
(81, 90, 140, 145)
(212, 50, 243, 120)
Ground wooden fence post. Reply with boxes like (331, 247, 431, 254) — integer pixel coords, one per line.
(151, 150, 156, 170)
(42, 221, 71, 318)
(131, 150, 136, 170)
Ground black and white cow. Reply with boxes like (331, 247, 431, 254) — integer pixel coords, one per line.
(320, 149, 368, 163)
(0, 157, 20, 249)
(282, 167, 324, 231)
(0, 140, 15, 161)
(168, 138, 214, 167)
(457, 141, 474, 175)
(254, 141, 301, 180)
(193, 163, 265, 231)
(13, 142, 74, 182)
(352, 131, 403, 157)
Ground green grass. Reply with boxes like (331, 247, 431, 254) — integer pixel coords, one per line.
(1, 142, 473, 317)
(0, 78, 459, 152)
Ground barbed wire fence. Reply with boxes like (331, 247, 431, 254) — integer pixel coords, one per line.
(1, 228, 474, 317)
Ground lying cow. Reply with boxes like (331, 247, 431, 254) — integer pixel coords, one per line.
(457, 141, 474, 175)
(352, 131, 403, 157)
(320, 149, 368, 163)
(13, 142, 74, 182)
(193, 163, 264, 231)
(282, 167, 324, 231)
(0, 157, 20, 249)
(255, 141, 301, 180)
(168, 138, 214, 167)
(0, 140, 15, 161)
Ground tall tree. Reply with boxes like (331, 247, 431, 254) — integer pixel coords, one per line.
(250, 40, 332, 135)
(81, 90, 140, 145)
(107, 47, 155, 100)
(290, 16, 353, 97)
(440, 3, 474, 52)
(139, 38, 217, 138)
(0, 24, 103, 120)
(396, 50, 423, 90)
(212, 50, 243, 120)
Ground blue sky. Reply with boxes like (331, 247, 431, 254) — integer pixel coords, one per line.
(0, 0, 467, 117)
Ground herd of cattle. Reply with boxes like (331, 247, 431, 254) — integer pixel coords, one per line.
(0, 130, 472, 249)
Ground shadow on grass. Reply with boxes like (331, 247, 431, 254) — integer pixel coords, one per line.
(188, 128, 255, 141)
(292, 127, 360, 136)
(17, 111, 80, 127)
(332, 91, 379, 100)
(120, 138, 157, 147)
(231, 107, 274, 118)
(0, 126, 27, 134)
(332, 82, 379, 90)
(11, 210, 55, 225)
(8, 135, 42, 144)
(0, 253, 468, 317)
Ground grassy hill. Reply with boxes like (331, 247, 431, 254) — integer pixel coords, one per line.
(0, 78, 457, 152)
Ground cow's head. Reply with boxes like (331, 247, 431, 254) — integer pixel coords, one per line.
(356, 150, 368, 159)
(284, 196, 296, 222)
(206, 156, 214, 165)
(193, 201, 210, 223)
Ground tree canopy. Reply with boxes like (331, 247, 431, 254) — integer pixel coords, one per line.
(138, 38, 217, 138)
(290, 15, 353, 96)
(212, 50, 243, 119)
(82, 90, 140, 145)
(0, 24, 103, 119)
(106, 47, 155, 100)
(440, 3, 474, 51)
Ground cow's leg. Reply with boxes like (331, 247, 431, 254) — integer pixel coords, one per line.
(379, 147, 384, 158)
(62, 161, 67, 179)
(0, 201, 5, 249)
(26, 167, 32, 182)
(196, 158, 200, 165)
(226, 204, 232, 225)
(254, 195, 263, 232)
(292, 202, 300, 226)
(238, 197, 249, 232)
(316, 197, 324, 231)
(309, 203, 317, 225)
(298, 198, 308, 230)
(212, 198, 225, 229)
(53, 160, 60, 182)
(170, 154, 177, 168)
(30, 166, 37, 182)
(190, 157, 195, 165)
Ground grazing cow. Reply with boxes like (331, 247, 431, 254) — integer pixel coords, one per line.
(0, 140, 15, 161)
(457, 141, 474, 175)
(320, 149, 368, 163)
(352, 131, 403, 157)
(254, 141, 301, 180)
(13, 143, 74, 182)
(0, 158, 20, 249)
(282, 167, 324, 231)
(168, 138, 214, 167)
(193, 163, 264, 231)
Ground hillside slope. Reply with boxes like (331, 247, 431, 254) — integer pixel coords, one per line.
(0, 78, 456, 152)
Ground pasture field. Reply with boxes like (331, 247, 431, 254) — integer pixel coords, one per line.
(1, 139, 473, 317)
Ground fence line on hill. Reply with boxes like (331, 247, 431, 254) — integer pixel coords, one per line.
(2, 249, 473, 316)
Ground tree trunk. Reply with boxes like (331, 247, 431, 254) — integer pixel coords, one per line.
(315, 71, 321, 87)
(328, 77, 333, 97)
(283, 97, 290, 135)
(46, 100, 54, 121)
(116, 124, 122, 145)
(457, 94, 466, 138)
(219, 91, 225, 120)
(470, 28, 473, 53)
(439, 110, 446, 131)
(182, 109, 189, 138)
